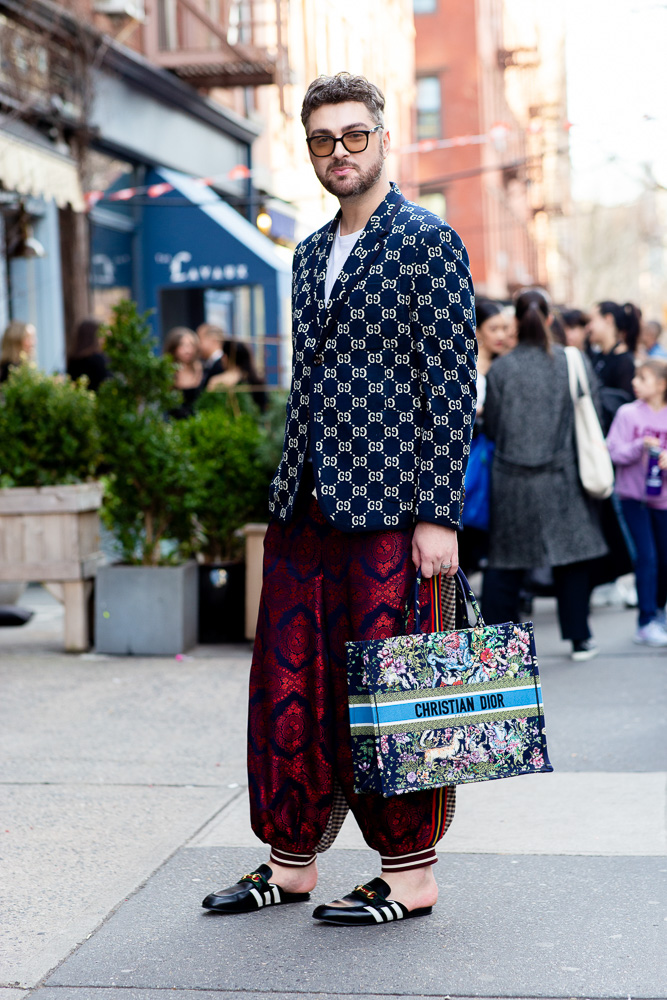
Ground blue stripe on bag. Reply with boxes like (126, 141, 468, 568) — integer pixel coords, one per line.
(349, 684, 543, 729)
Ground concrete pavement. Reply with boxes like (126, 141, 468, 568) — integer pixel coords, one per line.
(1, 583, 665, 1000)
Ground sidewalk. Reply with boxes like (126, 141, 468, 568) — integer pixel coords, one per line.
(1, 585, 665, 1000)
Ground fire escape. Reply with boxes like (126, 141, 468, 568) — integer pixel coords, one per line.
(143, 0, 287, 93)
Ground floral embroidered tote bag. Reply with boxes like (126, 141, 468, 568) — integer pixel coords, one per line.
(346, 570, 553, 797)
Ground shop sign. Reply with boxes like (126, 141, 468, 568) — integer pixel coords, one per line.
(154, 251, 249, 284)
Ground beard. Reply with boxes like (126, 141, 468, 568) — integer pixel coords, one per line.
(319, 147, 385, 200)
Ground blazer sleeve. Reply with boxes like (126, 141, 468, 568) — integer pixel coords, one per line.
(410, 224, 477, 529)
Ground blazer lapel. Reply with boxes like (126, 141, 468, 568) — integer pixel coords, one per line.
(322, 183, 404, 316)
(312, 214, 339, 330)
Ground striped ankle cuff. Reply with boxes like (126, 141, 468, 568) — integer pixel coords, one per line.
(269, 847, 316, 869)
(380, 848, 438, 872)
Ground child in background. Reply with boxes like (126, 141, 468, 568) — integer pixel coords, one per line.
(607, 359, 667, 645)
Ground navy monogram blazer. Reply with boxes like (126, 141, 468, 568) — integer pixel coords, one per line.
(269, 183, 477, 531)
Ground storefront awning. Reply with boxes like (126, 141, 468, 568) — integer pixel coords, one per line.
(0, 125, 85, 212)
(141, 166, 291, 292)
(138, 167, 292, 383)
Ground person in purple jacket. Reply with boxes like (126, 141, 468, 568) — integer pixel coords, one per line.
(607, 359, 667, 646)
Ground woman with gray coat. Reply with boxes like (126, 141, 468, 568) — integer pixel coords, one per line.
(482, 289, 608, 661)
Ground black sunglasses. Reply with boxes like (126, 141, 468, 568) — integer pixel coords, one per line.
(306, 125, 383, 158)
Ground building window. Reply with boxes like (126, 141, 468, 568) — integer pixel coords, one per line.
(418, 191, 447, 221)
(413, 0, 437, 12)
(416, 76, 441, 140)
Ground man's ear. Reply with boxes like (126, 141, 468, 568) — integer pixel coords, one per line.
(382, 128, 391, 157)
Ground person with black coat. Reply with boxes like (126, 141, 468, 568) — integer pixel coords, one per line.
(586, 301, 639, 433)
(67, 319, 110, 391)
(197, 323, 226, 388)
(207, 339, 268, 413)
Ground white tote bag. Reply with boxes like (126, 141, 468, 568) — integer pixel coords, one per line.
(564, 346, 614, 500)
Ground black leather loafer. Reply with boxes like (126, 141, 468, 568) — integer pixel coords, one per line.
(312, 876, 433, 926)
(202, 864, 311, 914)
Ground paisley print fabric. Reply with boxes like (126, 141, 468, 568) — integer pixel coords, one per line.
(247, 491, 457, 859)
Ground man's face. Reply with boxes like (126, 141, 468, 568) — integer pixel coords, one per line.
(306, 101, 389, 200)
(200, 334, 220, 359)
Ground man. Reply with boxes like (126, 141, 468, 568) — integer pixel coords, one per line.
(197, 323, 226, 387)
(639, 319, 667, 360)
(202, 73, 476, 926)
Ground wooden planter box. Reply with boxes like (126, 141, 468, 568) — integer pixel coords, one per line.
(0, 483, 104, 651)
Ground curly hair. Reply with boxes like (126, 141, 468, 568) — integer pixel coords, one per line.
(301, 72, 385, 130)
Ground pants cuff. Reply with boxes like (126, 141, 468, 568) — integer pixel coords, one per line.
(380, 848, 438, 872)
(269, 847, 316, 868)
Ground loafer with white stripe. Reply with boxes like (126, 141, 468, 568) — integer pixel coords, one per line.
(202, 864, 311, 913)
(312, 877, 432, 926)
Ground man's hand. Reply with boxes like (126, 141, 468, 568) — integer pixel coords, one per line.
(412, 521, 459, 578)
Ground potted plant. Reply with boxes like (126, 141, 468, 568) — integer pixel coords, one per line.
(183, 393, 269, 643)
(94, 301, 201, 655)
(0, 363, 102, 650)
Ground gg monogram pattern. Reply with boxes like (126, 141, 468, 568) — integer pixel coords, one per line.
(269, 183, 477, 531)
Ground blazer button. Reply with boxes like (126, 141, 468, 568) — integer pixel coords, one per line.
(313, 354, 323, 366)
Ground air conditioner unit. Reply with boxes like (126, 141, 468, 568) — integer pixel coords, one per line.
(94, 0, 145, 18)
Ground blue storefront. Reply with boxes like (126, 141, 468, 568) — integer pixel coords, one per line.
(141, 169, 291, 386)
(90, 169, 291, 386)
(86, 42, 292, 386)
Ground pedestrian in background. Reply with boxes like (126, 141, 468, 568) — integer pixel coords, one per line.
(501, 304, 517, 351)
(0, 320, 36, 382)
(606, 359, 667, 646)
(164, 325, 202, 418)
(207, 339, 268, 412)
(482, 288, 607, 661)
(459, 298, 506, 574)
(67, 318, 110, 391)
(549, 311, 567, 346)
(474, 299, 507, 413)
(587, 301, 638, 432)
(561, 308, 590, 352)
(197, 323, 226, 388)
(638, 319, 667, 360)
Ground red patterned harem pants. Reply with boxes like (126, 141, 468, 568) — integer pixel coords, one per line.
(247, 489, 457, 873)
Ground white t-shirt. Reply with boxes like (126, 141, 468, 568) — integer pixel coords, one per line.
(324, 224, 364, 302)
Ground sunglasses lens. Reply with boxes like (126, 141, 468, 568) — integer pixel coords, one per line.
(309, 137, 334, 156)
(342, 132, 368, 152)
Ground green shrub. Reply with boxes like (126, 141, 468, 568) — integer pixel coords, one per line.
(254, 388, 289, 488)
(184, 404, 267, 562)
(0, 364, 100, 487)
(186, 387, 289, 561)
(96, 301, 199, 566)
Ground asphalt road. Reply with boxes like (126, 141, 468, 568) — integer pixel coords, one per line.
(1, 583, 665, 1000)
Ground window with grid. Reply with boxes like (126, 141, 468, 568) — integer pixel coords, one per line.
(416, 76, 441, 140)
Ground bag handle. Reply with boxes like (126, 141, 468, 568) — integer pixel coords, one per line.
(412, 568, 485, 635)
(565, 345, 591, 402)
